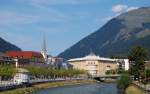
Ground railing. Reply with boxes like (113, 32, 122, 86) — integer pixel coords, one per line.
(0, 77, 86, 88)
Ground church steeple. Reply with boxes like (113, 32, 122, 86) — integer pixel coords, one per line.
(41, 35, 48, 62)
(42, 35, 47, 53)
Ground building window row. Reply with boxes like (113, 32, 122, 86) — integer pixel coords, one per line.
(88, 62, 96, 65)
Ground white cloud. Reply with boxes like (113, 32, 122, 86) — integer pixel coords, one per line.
(112, 4, 138, 14)
(112, 4, 128, 13)
(101, 5, 139, 23)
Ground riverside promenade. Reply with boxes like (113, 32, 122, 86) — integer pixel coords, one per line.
(0, 78, 85, 91)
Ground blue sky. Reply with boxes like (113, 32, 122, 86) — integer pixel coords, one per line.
(0, 0, 150, 56)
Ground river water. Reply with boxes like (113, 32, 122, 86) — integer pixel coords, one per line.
(33, 83, 118, 94)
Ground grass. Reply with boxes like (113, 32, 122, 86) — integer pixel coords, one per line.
(0, 79, 96, 94)
(126, 85, 145, 94)
(0, 87, 39, 94)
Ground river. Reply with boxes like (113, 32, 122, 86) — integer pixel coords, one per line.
(33, 83, 118, 94)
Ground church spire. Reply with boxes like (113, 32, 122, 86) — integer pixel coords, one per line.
(41, 34, 48, 62)
(42, 35, 47, 53)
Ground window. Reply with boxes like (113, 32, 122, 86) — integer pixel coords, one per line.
(107, 65, 110, 68)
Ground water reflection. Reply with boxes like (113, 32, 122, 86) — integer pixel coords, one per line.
(33, 83, 118, 94)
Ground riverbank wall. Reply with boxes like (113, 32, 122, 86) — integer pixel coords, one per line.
(0, 79, 96, 94)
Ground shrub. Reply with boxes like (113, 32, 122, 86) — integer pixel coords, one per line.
(117, 73, 132, 93)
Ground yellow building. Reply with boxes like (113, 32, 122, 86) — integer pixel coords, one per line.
(68, 53, 119, 76)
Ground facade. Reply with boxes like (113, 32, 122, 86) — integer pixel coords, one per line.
(13, 68, 29, 84)
(0, 52, 13, 65)
(5, 51, 44, 67)
(47, 55, 65, 69)
(68, 53, 129, 76)
(117, 59, 129, 71)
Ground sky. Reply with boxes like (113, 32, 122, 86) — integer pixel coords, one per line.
(0, 0, 150, 56)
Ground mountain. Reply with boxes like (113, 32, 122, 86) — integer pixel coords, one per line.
(59, 7, 150, 60)
(0, 37, 21, 53)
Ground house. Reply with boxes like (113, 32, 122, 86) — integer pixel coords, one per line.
(47, 55, 65, 69)
(13, 68, 29, 84)
(0, 52, 13, 65)
(5, 51, 44, 67)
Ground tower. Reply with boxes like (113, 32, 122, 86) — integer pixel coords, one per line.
(41, 35, 48, 62)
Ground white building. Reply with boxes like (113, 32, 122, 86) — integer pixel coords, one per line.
(13, 68, 29, 84)
(117, 59, 129, 71)
(68, 53, 129, 76)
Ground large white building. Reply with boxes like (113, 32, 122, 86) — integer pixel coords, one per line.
(68, 53, 129, 76)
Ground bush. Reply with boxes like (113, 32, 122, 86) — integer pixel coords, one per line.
(0, 64, 16, 80)
(117, 73, 132, 92)
(146, 69, 150, 83)
(146, 69, 150, 78)
(105, 69, 118, 75)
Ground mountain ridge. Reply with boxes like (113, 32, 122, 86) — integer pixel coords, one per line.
(0, 37, 21, 53)
(59, 7, 150, 59)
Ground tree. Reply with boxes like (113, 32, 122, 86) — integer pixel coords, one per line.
(128, 46, 148, 81)
(146, 69, 150, 82)
(26, 65, 86, 79)
(117, 73, 132, 93)
(0, 64, 16, 80)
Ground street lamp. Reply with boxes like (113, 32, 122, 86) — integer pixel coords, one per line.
(14, 57, 18, 68)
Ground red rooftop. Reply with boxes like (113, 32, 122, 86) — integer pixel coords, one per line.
(5, 51, 43, 59)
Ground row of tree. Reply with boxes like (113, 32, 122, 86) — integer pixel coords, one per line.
(0, 64, 86, 81)
(0, 65, 16, 80)
(26, 66, 86, 79)
(105, 69, 127, 75)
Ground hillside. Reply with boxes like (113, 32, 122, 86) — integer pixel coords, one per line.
(59, 7, 150, 59)
(0, 37, 21, 53)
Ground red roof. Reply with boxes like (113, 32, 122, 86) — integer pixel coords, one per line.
(5, 51, 43, 59)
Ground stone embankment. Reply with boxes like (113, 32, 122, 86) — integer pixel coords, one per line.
(0, 79, 96, 94)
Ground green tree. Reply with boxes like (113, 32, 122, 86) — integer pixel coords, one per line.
(0, 64, 16, 80)
(146, 69, 150, 81)
(117, 73, 132, 93)
(128, 46, 148, 81)
(26, 65, 86, 79)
